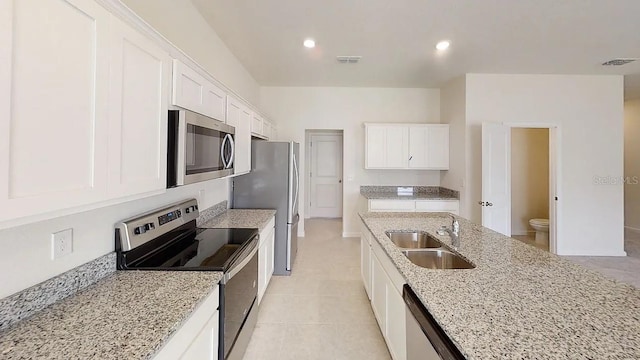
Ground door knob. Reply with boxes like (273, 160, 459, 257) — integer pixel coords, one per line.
(478, 201, 485, 206)
(339, 180, 342, 183)
(486, 202, 493, 207)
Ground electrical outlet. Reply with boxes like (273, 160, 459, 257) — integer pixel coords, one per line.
(51, 228, 73, 260)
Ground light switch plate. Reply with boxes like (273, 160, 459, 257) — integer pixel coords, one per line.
(51, 228, 73, 260)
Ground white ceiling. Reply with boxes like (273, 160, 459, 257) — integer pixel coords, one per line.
(191, 0, 640, 99)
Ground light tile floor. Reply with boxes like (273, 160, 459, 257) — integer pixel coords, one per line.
(512, 230, 640, 289)
(563, 228, 640, 288)
(243, 218, 391, 360)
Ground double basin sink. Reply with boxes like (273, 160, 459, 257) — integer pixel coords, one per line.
(385, 231, 475, 269)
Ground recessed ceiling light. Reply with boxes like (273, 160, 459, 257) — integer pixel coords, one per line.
(303, 39, 316, 48)
(436, 40, 450, 51)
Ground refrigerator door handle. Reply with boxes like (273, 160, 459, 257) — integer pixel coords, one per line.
(293, 153, 300, 216)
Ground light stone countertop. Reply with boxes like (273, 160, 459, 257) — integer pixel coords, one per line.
(360, 192, 459, 200)
(200, 209, 277, 230)
(0, 271, 222, 360)
(359, 212, 640, 360)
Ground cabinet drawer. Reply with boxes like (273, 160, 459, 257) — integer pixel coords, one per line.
(415, 200, 459, 212)
(369, 200, 415, 211)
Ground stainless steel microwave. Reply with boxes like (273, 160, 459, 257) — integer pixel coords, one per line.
(167, 109, 235, 187)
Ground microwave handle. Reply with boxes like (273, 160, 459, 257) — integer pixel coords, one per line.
(221, 134, 234, 169)
(226, 134, 235, 168)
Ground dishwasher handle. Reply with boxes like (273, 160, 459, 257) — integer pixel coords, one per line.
(403, 285, 467, 360)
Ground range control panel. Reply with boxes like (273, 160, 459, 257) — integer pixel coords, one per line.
(116, 199, 200, 251)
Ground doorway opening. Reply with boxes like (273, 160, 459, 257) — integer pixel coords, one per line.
(510, 128, 550, 251)
(304, 130, 344, 220)
(481, 123, 560, 254)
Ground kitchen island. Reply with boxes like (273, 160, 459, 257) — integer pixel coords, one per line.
(360, 212, 640, 359)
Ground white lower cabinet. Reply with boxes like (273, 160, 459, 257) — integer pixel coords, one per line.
(360, 223, 372, 300)
(368, 199, 459, 215)
(258, 216, 276, 304)
(362, 221, 407, 360)
(154, 285, 220, 360)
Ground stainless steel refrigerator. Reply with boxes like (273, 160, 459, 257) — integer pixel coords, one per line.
(232, 141, 299, 275)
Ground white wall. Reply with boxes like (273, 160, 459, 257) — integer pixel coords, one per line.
(624, 99, 640, 230)
(465, 74, 625, 256)
(0, 179, 229, 299)
(120, 0, 261, 105)
(259, 87, 441, 236)
(439, 76, 468, 216)
(511, 128, 549, 235)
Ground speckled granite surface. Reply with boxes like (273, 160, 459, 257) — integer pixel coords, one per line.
(0, 252, 116, 331)
(196, 200, 228, 227)
(0, 271, 222, 360)
(201, 209, 277, 231)
(360, 186, 459, 200)
(359, 212, 640, 360)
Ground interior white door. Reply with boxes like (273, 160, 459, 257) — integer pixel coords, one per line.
(481, 123, 511, 235)
(548, 126, 559, 253)
(309, 134, 343, 218)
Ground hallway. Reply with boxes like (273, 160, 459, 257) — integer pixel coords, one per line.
(243, 219, 391, 360)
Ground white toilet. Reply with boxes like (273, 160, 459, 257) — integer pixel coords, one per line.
(529, 219, 549, 244)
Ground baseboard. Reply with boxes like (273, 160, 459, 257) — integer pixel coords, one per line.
(625, 226, 640, 233)
(342, 232, 361, 238)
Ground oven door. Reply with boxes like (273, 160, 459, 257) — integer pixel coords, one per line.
(168, 110, 235, 187)
(220, 239, 258, 360)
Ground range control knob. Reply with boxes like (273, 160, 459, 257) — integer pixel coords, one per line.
(134, 225, 146, 235)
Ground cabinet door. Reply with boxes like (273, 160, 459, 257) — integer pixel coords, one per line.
(408, 125, 428, 168)
(107, 18, 171, 198)
(409, 125, 449, 170)
(366, 124, 409, 169)
(371, 253, 387, 333)
(360, 232, 372, 300)
(226, 97, 252, 174)
(426, 125, 449, 169)
(172, 60, 226, 122)
(365, 125, 387, 168)
(385, 126, 409, 168)
(386, 287, 407, 360)
(266, 226, 275, 284)
(0, 0, 111, 222)
(180, 311, 219, 360)
(251, 113, 264, 135)
(258, 241, 267, 304)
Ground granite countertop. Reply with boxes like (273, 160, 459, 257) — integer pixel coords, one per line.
(359, 212, 640, 359)
(360, 186, 459, 200)
(0, 271, 223, 360)
(200, 209, 277, 230)
(361, 192, 459, 200)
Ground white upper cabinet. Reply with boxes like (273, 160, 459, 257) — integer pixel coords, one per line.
(365, 124, 409, 169)
(107, 17, 171, 197)
(409, 124, 449, 170)
(263, 121, 272, 140)
(226, 96, 252, 175)
(172, 60, 226, 122)
(365, 123, 449, 170)
(251, 113, 264, 136)
(0, 0, 112, 221)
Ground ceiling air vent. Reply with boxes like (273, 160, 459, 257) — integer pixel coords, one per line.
(336, 56, 362, 64)
(602, 58, 637, 66)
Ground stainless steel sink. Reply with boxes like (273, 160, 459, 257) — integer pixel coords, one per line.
(385, 231, 443, 249)
(401, 249, 475, 269)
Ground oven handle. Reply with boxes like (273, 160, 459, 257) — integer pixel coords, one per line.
(221, 237, 258, 284)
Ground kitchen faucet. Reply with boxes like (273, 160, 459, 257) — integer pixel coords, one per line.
(445, 214, 460, 248)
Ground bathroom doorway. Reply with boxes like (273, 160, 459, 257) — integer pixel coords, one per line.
(510, 128, 550, 251)
(481, 123, 560, 254)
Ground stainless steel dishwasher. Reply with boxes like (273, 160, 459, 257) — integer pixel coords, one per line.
(403, 285, 466, 360)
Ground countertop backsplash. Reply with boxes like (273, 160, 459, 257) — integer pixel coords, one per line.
(0, 252, 116, 332)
